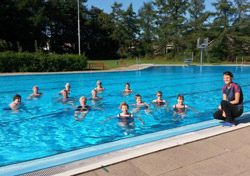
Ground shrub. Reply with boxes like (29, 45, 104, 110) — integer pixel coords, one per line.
(0, 52, 87, 72)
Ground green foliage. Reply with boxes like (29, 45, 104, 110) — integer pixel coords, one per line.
(0, 0, 249, 62)
(0, 52, 87, 72)
(0, 40, 13, 52)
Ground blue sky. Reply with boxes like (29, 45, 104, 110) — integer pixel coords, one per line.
(85, 0, 217, 13)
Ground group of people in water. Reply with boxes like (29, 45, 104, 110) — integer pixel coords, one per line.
(6, 71, 244, 130)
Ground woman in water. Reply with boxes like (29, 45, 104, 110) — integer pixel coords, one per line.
(28, 86, 43, 99)
(123, 83, 133, 94)
(213, 71, 243, 127)
(94, 80, 105, 92)
(168, 94, 198, 118)
(152, 91, 169, 107)
(74, 96, 103, 121)
(60, 83, 71, 94)
(102, 102, 144, 128)
(8, 94, 22, 111)
(57, 90, 76, 105)
(132, 94, 151, 113)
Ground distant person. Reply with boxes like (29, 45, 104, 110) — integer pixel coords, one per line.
(8, 94, 22, 111)
(123, 83, 133, 94)
(152, 91, 169, 107)
(28, 86, 43, 99)
(102, 102, 144, 130)
(57, 89, 76, 105)
(89, 89, 103, 105)
(61, 83, 71, 94)
(132, 94, 151, 113)
(167, 94, 198, 118)
(74, 96, 103, 121)
(89, 89, 103, 101)
(213, 71, 243, 127)
(94, 80, 104, 92)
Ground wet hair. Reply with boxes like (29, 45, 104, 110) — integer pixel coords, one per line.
(92, 89, 97, 94)
(120, 102, 129, 109)
(65, 83, 70, 87)
(177, 94, 184, 100)
(13, 94, 21, 101)
(223, 71, 233, 78)
(156, 91, 162, 95)
(79, 96, 86, 101)
(97, 80, 102, 85)
(135, 94, 141, 100)
(125, 83, 130, 86)
(62, 89, 68, 94)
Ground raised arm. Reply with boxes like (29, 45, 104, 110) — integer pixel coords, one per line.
(145, 102, 151, 109)
(134, 115, 145, 125)
(186, 105, 199, 114)
(90, 105, 104, 111)
(167, 105, 174, 112)
(102, 116, 116, 124)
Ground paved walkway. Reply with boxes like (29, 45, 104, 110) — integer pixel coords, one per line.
(78, 126, 250, 176)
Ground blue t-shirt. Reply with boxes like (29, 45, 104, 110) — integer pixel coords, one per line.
(222, 83, 243, 110)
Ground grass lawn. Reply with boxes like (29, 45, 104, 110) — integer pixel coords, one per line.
(87, 58, 243, 70)
(87, 58, 192, 70)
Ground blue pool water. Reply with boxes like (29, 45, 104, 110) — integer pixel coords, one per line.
(0, 66, 249, 167)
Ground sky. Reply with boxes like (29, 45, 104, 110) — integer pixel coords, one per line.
(85, 0, 217, 14)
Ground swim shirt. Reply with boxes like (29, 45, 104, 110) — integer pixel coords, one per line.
(174, 105, 186, 113)
(222, 82, 243, 110)
(76, 105, 90, 112)
(118, 114, 134, 124)
(153, 101, 165, 106)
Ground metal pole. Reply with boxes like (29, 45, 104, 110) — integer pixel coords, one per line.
(77, 0, 81, 55)
(200, 50, 203, 65)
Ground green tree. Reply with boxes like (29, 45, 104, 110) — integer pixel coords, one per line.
(210, 0, 236, 61)
(153, 0, 188, 55)
(122, 4, 139, 57)
(0, 0, 47, 52)
(230, 0, 250, 58)
(185, 0, 210, 53)
(138, 1, 155, 57)
(84, 7, 118, 59)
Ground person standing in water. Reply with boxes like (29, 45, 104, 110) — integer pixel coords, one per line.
(167, 94, 198, 118)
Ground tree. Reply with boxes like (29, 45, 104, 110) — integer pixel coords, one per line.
(138, 1, 156, 56)
(122, 4, 139, 57)
(46, 0, 88, 54)
(230, 0, 250, 57)
(0, 0, 47, 51)
(84, 7, 118, 59)
(110, 2, 138, 57)
(185, 0, 210, 52)
(210, 0, 237, 61)
(153, 0, 188, 55)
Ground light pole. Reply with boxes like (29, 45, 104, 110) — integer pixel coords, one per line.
(77, 0, 81, 55)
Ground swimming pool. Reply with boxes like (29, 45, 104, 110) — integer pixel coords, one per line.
(0, 66, 250, 169)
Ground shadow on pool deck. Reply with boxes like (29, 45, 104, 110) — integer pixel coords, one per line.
(78, 123, 250, 176)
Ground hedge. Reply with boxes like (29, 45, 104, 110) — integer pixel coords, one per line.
(0, 52, 87, 72)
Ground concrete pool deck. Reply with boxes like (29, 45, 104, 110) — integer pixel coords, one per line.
(78, 124, 250, 176)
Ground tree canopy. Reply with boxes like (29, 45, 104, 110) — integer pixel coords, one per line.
(0, 0, 249, 61)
